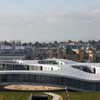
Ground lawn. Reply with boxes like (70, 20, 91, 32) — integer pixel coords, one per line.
(0, 91, 100, 100)
(0, 91, 52, 100)
(0, 92, 29, 100)
(56, 91, 100, 100)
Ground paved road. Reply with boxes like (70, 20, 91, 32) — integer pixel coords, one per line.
(45, 92, 63, 100)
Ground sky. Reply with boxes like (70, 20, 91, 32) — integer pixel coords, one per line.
(0, 0, 100, 41)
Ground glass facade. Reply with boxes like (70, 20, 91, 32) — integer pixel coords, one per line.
(0, 64, 45, 71)
(38, 60, 58, 65)
(0, 64, 28, 70)
(72, 65, 95, 74)
(0, 73, 99, 91)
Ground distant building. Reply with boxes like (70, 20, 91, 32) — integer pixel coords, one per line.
(35, 47, 66, 59)
(86, 49, 96, 62)
(96, 51, 100, 62)
(0, 47, 34, 60)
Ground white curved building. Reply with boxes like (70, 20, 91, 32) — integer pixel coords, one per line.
(0, 59, 100, 91)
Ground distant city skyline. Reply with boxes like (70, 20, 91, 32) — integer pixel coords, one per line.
(0, 0, 100, 41)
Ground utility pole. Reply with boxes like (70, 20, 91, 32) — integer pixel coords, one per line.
(29, 93, 32, 100)
(65, 86, 71, 100)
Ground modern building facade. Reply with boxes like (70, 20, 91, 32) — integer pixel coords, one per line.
(0, 59, 100, 91)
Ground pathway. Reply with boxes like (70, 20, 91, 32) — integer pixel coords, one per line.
(45, 92, 63, 100)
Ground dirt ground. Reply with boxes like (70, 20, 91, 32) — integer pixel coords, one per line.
(4, 85, 63, 91)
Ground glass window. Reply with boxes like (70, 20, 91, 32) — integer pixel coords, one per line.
(38, 60, 58, 65)
(72, 65, 95, 74)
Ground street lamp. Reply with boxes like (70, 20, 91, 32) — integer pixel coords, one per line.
(65, 86, 71, 100)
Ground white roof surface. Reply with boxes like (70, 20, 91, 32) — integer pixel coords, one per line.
(0, 59, 100, 81)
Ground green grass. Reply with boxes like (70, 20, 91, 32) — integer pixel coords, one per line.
(56, 91, 100, 100)
(0, 92, 29, 100)
(70, 92, 100, 100)
(0, 91, 100, 100)
(0, 91, 52, 100)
